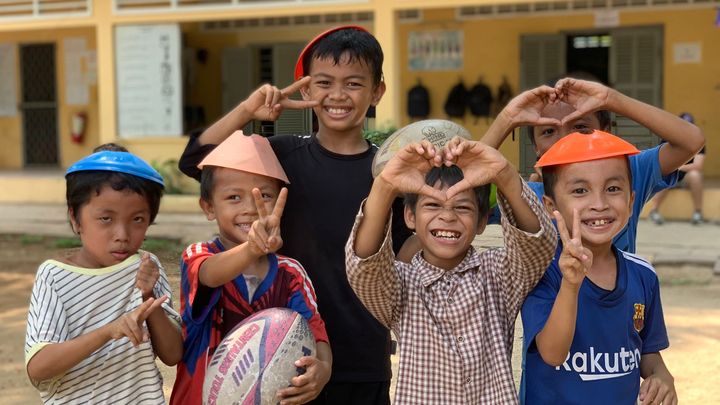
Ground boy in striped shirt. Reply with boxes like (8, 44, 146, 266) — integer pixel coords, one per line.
(25, 147, 183, 404)
(170, 132, 331, 405)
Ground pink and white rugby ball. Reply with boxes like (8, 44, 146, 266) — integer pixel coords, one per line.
(203, 308, 317, 405)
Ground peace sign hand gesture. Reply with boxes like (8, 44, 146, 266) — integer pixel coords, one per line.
(247, 187, 288, 256)
(554, 209, 593, 287)
(242, 77, 319, 122)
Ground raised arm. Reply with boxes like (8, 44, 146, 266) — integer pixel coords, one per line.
(481, 85, 560, 149)
(199, 188, 287, 288)
(534, 210, 592, 366)
(196, 77, 318, 146)
(556, 78, 705, 176)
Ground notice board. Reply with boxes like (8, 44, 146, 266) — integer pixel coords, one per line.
(116, 24, 182, 138)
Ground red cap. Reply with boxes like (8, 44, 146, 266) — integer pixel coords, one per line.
(535, 130, 640, 168)
(294, 25, 369, 80)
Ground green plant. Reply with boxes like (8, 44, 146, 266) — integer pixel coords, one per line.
(363, 127, 397, 147)
(53, 237, 83, 249)
(20, 234, 44, 245)
(151, 158, 186, 195)
(141, 238, 184, 254)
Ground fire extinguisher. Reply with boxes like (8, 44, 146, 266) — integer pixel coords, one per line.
(71, 112, 87, 144)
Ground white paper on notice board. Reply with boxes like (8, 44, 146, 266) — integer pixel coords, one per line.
(116, 24, 182, 138)
(0, 43, 17, 117)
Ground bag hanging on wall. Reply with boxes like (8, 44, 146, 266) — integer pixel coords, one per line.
(444, 80, 468, 120)
(468, 78, 493, 124)
(407, 79, 430, 119)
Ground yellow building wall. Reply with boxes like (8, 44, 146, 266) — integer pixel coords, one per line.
(398, 7, 720, 176)
(0, 28, 99, 169)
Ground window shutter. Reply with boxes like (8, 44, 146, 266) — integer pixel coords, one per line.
(273, 43, 312, 136)
(222, 47, 254, 135)
(610, 27, 663, 150)
(519, 34, 565, 177)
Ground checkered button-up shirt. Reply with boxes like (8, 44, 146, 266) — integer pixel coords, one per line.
(346, 179, 557, 404)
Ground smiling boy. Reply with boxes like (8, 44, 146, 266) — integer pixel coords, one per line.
(345, 138, 556, 404)
(177, 26, 412, 403)
(521, 130, 675, 405)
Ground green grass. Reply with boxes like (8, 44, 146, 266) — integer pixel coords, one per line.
(19, 234, 44, 245)
(53, 237, 83, 249)
(141, 238, 184, 254)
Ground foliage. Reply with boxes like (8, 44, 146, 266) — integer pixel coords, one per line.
(151, 158, 187, 195)
(141, 238, 184, 254)
(363, 127, 397, 147)
(53, 237, 83, 249)
(20, 234, 44, 245)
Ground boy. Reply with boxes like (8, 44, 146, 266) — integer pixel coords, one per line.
(25, 149, 182, 404)
(177, 26, 412, 403)
(482, 77, 704, 252)
(521, 130, 676, 404)
(170, 132, 331, 405)
(345, 139, 557, 404)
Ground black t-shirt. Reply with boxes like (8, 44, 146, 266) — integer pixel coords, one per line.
(179, 133, 412, 382)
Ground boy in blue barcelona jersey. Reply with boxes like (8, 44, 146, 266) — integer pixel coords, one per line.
(521, 130, 676, 405)
(482, 77, 704, 253)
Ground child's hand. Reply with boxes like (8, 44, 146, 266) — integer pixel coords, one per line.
(247, 187, 288, 255)
(554, 209, 592, 287)
(379, 141, 446, 201)
(241, 77, 318, 122)
(554, 78, 611, 125)
(639, 371, 678, 405)
(443, 138, 511, 199)
(135, 253, 159, 300)
(499, 85, 561, 127)
(107, 295, 167, 347)
(276, 355, 331, 405)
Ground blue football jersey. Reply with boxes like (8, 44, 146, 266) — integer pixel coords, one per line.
(520, 244, 669, 405)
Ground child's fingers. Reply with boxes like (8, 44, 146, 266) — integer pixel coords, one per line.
(420, 184, 449, 202)
(263, 84, 273, 107)
(535, 117, 562, 127)
(282, 98, 319, 110)
(641, 380, 660, 404)
(270, 87, 282, 108)
(571, 208, 582, 241)
(252, 188, 270, 218)
(282, 76, 312, 95)
(250, 222, 270, 252)
(271, 188, 288, 219)
(560, 110, 586, 127)
(138, 295, 167, 322)
(121, 315, 144, 346)
(553, 210, 571, 245)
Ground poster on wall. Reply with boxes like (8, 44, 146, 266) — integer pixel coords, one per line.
(64, 37, 89, 105)
(0, 43, 17, 117)
(116, 24, 182, 138)
(408, 30, 463, 71)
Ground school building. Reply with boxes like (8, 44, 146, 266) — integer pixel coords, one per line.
(0, 0, 717, 219)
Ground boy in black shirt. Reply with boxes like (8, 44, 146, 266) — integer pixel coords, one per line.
(178, 26, 411, 405)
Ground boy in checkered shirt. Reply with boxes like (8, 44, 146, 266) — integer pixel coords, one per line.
(345, 138, 557, 404)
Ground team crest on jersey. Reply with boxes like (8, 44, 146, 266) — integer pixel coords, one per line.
(633, 303, 645, 332)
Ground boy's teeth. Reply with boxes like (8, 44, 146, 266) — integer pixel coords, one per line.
(587, 219, 609, 226)
(327, 107, 349, 114)
(432, 230, 460, 239)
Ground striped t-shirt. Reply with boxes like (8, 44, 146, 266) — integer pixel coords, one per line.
(25, 252, 181, 404)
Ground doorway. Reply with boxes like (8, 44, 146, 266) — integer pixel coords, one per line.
(20, 43, 58, 167)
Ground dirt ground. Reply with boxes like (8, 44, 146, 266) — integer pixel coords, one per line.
(2, 235, 718, 404)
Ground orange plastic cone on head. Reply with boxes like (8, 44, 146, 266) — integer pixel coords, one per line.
(535, 130, 640, 168)
(294, 25, 369, 80)
(197, 131, 290, 184)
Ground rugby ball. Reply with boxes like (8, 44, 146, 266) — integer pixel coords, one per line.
(371, 119, 472, 177)
(203, 308, 317, 405)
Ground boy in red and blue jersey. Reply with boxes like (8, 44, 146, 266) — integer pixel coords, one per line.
(171, 132, 331, 405)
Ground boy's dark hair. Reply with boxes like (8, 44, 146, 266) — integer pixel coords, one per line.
(66, 171, 164, 225)
(93, 143, 129, 153)
(541, 156, 633, 200)
(302, 28, 384, 86)
(404, 165, 490, 220)
(199, 166, 216, 202)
